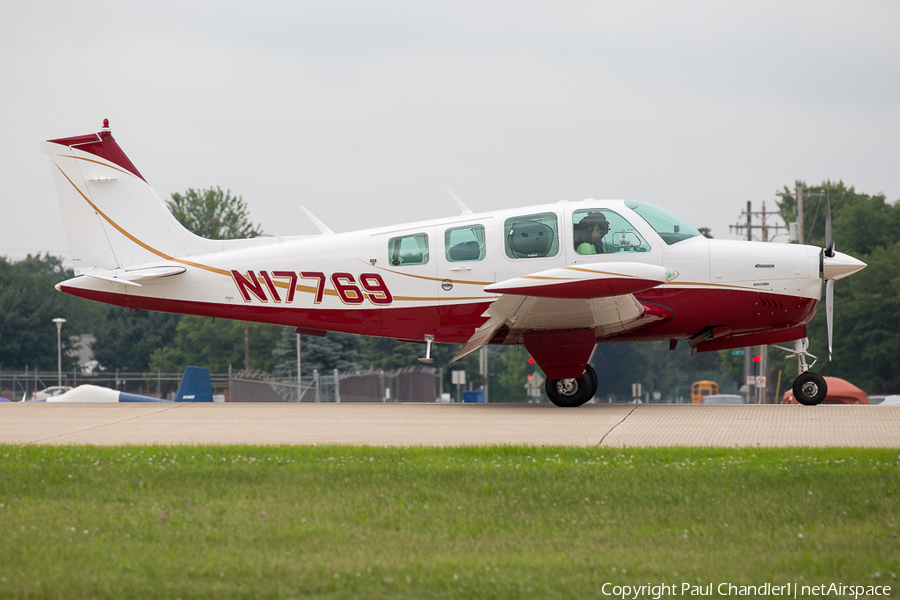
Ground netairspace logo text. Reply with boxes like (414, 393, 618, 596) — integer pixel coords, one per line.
(600, 582, 892, 599)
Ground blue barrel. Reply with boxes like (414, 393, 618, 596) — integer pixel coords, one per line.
(463, 388, 487, 403)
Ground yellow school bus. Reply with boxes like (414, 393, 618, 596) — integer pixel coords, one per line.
(691, 380, 719, 404)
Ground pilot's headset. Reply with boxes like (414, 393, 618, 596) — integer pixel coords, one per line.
(582, 212, 609, 235)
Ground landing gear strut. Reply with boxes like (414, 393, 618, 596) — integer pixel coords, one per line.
(774, 338, 829, 406)
(545, 364, 598, 407)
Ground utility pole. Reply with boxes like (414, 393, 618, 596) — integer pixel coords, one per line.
(737, 203, 753, 402)
(478, 346, 489, 403)
(729, 201, 788, 242)
(53, 318, 66, 387)
(244, 323, 250, 373)
(775, 184, 826, 244)
(296, 332, 302, 402)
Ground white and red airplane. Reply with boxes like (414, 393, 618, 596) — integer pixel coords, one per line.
(41, 120, 866, 407)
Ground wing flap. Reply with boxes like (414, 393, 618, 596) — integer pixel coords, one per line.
(451, 296, 527, 362)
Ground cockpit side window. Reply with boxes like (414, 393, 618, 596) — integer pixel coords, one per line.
(504, 213, 559, 259)
(573, 209, 651, 254)
(445, 225, 486, 262)
(388, 233, 429, 266)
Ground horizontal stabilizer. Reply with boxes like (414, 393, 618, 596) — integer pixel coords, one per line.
(484, 262, 668, 299)
(75, 265, 187, 287)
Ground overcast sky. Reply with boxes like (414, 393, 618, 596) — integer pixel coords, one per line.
(3, 1, 899, 262)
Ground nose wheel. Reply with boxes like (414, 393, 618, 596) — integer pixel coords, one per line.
(545, 364, 598, 407)
(792, 371, 828, 406)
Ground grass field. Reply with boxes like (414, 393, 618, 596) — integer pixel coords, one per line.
(0, 445, 898, 599)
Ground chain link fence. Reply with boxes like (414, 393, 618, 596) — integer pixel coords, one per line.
(230, 366, 440, 403)
(2, 366, 440, 403)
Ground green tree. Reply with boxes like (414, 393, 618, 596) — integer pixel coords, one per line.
(591, 343, 656, 401)
(139, 186, 271, 373)
(829, 242, 900, 393)
(773, 180, 894, 251)
(487, 346, 535, 403)
(273, 328, 364, 376)
(357, 337, 485, 392)
(776, 180, 900, 394)
(588, 341, 737, 403)
(0, 254, 102, 370)
(166, 187, 261, 240)
(90, 308, 180, 372)
(149, 317, 281, 373)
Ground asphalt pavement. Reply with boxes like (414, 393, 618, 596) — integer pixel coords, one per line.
(1, 403, 898, 447)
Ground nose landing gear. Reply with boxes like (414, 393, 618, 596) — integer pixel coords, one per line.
(775, 338, 829, 406)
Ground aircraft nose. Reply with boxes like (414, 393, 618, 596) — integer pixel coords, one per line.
(823, 251, 867, 280)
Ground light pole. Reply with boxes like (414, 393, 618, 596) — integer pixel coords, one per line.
(52, 318, 66, 387)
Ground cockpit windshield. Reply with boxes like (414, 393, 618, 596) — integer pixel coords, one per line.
(626, 201, 701, 245)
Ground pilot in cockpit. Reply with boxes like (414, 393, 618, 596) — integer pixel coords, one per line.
(574, 212, 609, 254)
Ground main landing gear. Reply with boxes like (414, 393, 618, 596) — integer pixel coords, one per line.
(545, 364, 598, 407)
(777, 338, 829, 406)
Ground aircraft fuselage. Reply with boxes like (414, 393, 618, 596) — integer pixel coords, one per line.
(57, 199, 822, 349)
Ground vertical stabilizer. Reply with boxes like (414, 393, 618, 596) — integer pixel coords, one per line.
(173, 366, 215, 402)
(41, 120, 223, 273)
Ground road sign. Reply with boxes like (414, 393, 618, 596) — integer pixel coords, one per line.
(731, 349, 745, 356)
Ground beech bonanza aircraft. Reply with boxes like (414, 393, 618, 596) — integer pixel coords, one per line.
(42, 121, 866, 407)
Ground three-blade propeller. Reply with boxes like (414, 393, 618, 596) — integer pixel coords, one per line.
(824, 200, 834, 361)
(820, 197, 867, 361)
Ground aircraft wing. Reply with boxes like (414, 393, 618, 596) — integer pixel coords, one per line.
(452, 262, 671, 362)
(483, 262, 670, 298)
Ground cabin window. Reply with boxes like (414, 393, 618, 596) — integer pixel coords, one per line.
(572, 209, 651, 254)
(626, 201, 700, 245)
(388, 233, 429, 266)
(445, 225, 486, 262)
(504, 212, 559, 259)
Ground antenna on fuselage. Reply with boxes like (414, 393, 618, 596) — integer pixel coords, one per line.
(301, 207, 335, 235)
(258, 221, 285, 243)
(446, 187, 473, 216)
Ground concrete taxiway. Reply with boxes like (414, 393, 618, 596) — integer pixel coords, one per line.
(1, 403, 898, 447)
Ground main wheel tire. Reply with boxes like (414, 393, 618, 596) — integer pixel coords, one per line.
(793, 372, 827, 406)
(546, 364, 598, 407)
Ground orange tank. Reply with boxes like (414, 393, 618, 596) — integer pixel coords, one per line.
(782, 376, 868, 405)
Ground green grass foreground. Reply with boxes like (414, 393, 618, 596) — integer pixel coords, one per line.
(0, 446, 898, 599)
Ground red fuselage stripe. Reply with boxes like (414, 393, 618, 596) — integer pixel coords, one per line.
(59, 285, 817, 345)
